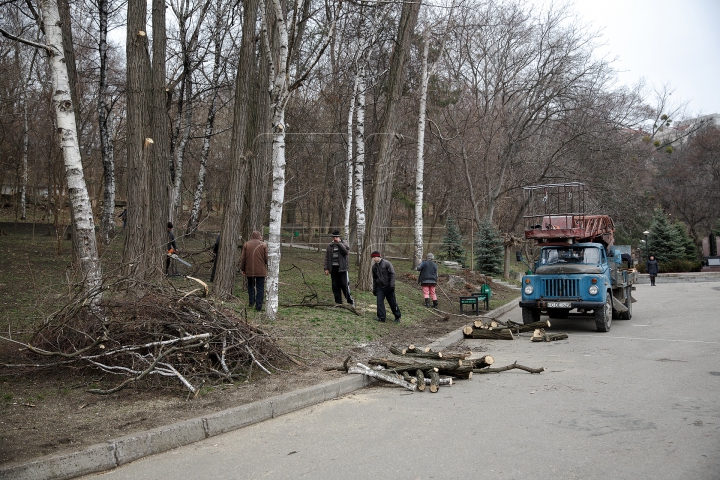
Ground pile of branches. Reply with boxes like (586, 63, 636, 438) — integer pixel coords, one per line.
(2, 285, 294, 395)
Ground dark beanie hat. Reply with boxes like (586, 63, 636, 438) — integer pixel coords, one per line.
(167, 222, 173, 229)
(371, 251, 381, 257)
(332, 230, 341, 236)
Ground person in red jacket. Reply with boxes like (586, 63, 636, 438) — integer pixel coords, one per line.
(240, 230, 268, 311)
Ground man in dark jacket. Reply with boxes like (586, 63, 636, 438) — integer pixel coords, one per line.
(646, 255, 659, 286)
(417, 252, 438, 308)
(371, 251, 401, 322)
(324, 230, 353, 305)
(165, 222, 179, 275)
(240, 230, 268, 311)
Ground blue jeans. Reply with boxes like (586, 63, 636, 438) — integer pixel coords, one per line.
(247, 277, 265, 310)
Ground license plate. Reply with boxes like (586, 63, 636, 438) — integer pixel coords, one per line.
(547, 302, 571, 308)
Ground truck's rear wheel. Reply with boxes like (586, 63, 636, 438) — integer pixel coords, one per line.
(595, 294, 612, 332)
(522, 307, 540, 324)
(619, 286, 633, 320)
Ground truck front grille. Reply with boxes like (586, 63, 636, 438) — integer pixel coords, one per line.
(543, 278, 579, 298)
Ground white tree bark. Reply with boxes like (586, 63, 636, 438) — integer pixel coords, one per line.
(40, 0, 103, 300)
(344, 75, 359, 240)
(98, 0, 115, 244)
(354, 66, 367, 258)
(413, 32, 430, 268)
(170, 79, 193, 220)
(261, 0, 338, 318)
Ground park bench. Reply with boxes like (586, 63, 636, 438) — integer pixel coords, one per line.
(459, 284, 492, 314)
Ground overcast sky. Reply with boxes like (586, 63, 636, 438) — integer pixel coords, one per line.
(568, 0, 720, 118)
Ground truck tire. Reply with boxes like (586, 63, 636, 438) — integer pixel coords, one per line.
(619, 286, 633, 320)
(595, 293, 612, 332)
(522, 307, 540, 324)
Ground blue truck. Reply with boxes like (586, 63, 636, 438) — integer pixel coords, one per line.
(517, 184, 637, 332)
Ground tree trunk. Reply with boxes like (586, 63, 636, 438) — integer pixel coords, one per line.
(40, 0, 102, 301)
(353, 66, 367, 262)
(359, 0, 421, 289)
(97, 0, 115, 245)
(214, 0, 258, 298)
(413, 31, 430, 269)
(344, 75, 358, 239)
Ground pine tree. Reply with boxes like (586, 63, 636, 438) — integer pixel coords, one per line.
(647, 210, 684, 262)
(673, 222, 698, 260)
(441, 217, 465, 262)
(474, 218, 503, 275)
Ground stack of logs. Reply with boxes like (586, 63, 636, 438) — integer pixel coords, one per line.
(462, 319, 558, 340)
(347, 344, 494, 393)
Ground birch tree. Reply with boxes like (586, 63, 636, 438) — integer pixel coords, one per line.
(39, 0, 103, 299)
(359, 0, 421, 289)
(259, 0, 339, 317)
(97, 0, 116, 244)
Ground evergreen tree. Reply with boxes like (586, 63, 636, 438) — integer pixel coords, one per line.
(474, 218, 504, 275)
(441, 217, 465, 262)
(673, 222, 698, 260)
(647, 210, 684, 262)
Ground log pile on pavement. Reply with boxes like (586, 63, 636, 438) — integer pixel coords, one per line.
(346, 344, 495, 393)
(462, 319, 567, 342)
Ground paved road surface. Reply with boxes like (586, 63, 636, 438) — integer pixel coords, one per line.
(84, 282, 720, 479)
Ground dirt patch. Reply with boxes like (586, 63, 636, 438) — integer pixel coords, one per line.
(0, 270, 517, 467)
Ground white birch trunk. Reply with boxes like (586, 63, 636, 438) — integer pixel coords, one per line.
(40, 0, 102, 300)
(188, 27, 223, 235)
(171, 80, 192, 222)
(344, 75, 359, 240)
(354, 66, 367, 257)
(98, 0, 115, 244)
(413, 33, 430, 268)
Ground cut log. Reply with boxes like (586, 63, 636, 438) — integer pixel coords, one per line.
(473, 320, 498, 329)
(369, 355, 463, 374)
(436, 351, 471, 361)
(428, 370, 440, 393)
(416, 369, 426, 392)
(406, 345, 431, 354)
(473, 362, 545, 374)
(472, 355, 494, 369)
(347, 363, 416, 391)
(463, 328, 514, 340)
(401, 371, 416, 384)
(389, 345, 444, 359)
(531, 332, 568, 342)
(504, 320, 551, 333)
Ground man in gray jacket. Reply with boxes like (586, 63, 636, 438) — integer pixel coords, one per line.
(371, 251, 401, 322)
(324, 230, 354, 305)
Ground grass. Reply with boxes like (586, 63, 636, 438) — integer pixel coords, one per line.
(0, 213, 520, 363)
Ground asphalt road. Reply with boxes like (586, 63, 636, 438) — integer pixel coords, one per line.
(84, 282, 720, 480)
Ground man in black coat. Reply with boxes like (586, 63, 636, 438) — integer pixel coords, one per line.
(324, 230, 353, 305)
(646, 255, 659, 286)
(371, 251, 401, 322)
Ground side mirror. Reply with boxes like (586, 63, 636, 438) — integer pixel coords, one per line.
(515, 251, 523, 262)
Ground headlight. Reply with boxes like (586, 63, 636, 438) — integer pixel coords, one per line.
(524, 285, 534, 295)
(588, 285, 599, 295)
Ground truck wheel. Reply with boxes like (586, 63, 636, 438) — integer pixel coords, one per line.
(619, 286, 633, 320)
(522, 307, 540, 324)
(548, 308, 569, 319)
(595, 294, 612, 332)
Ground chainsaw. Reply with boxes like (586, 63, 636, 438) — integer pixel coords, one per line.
(167, 249, 192, 267)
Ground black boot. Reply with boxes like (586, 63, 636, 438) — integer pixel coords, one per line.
(424, 298, 430, 308)
(432, 300, 438, 309)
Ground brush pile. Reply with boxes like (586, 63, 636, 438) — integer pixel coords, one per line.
(2, 284, 292, 395)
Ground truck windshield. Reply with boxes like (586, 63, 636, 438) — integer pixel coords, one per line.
(540, 247, 600, 265)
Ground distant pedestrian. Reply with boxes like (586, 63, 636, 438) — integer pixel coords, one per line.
(371, 251, 401, 323)
(118, 208, 127, 228)
(209, 235, 220, 282)
(417, 252, 438, 308)
(165, 222, 179, 276)
(324, 230, 354, 305)
(646, 255, 659, 286)
(240, 230, 268, 311)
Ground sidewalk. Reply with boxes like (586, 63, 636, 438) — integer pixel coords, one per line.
(0, 301, 519, 480)
(635, 271, 720, 284)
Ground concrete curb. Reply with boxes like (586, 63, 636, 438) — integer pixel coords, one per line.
(0, 301, 516, 480)
(635, 272, 720, 284)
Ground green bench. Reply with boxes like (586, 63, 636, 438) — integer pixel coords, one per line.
(459, 284, 492, 314)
